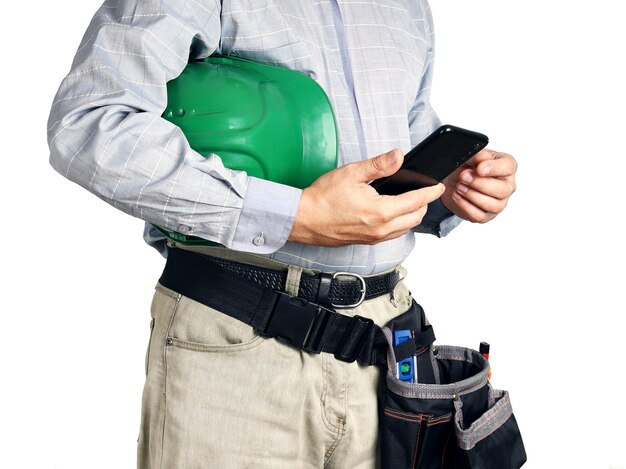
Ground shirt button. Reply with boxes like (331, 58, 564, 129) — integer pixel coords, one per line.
(252, 234, 265, 247)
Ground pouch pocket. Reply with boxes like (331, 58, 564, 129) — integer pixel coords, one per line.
(379, 331, 527, 469)
(450, 389, 527, 469)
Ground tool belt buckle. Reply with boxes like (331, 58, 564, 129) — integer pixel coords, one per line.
(260, 291, 332, 354)
(260, 291, 375, 364)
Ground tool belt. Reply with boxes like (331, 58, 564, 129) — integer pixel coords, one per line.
(159, 247, 526, 468)
(380, 304, 527, 468)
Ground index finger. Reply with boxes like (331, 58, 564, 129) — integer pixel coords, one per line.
(379, 183, 445, 217)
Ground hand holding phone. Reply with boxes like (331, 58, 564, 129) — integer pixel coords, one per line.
(370, 125, 489, 195)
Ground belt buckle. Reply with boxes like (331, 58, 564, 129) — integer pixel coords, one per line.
(331, 272, 366, 309)
(261, 291, 332, 353)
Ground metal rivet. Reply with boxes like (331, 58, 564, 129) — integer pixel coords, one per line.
(166, 338, 173, 346)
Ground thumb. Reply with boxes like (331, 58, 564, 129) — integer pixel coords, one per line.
(471, 149, 495, 165)
(350, 149, 404, 182)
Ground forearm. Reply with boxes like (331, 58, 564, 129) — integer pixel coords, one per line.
(47, 0, 297, 251)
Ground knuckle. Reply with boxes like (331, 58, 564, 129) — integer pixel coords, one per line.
(498, 182, 514, 199)
(363, 233, 378, 245)
(412, 191, 427, 207)
(361, 211, 382, 227)
(477, 212, 491, 224)
(372, 226, 388, 241)
(502, 155, 516, 175)
(378, 210, 392, 224)
(370, 205, 391, 224)
(415, 204, 428, 219)
(343, 162, 357, 178)
(489, 201, 504, 214)
(470, 211, 489, 224)
(370, 155, 386, 173)
(413, 215, 425, 227)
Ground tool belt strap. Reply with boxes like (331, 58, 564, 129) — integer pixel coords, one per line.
(159, 248, 434, 366)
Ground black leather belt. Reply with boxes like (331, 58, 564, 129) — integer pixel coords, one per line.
(204, 253, 401, 308)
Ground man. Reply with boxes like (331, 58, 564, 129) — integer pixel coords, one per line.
(48, 0, 517, 467)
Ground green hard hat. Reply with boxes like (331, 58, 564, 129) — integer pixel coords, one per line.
(156, 55, 338, 245)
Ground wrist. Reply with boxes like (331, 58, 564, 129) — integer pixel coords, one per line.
(288, 187, 315, 244)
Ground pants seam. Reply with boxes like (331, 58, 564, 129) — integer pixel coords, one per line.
(320, 354, 343, 434)
(155, 283, 182, 301)
(158, 294, 182, 469)
(323, 418, 346, 467)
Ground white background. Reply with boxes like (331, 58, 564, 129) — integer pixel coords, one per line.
(1, 0, 624, 468)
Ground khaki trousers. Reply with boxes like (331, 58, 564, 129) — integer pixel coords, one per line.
(137, 254, 413, 469)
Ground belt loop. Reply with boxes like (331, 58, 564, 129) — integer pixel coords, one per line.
(390, 265, 407, 307)
(285, 265, 303, 297)
(317, 272, 333, 305)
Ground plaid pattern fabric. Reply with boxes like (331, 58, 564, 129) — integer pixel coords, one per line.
(48, 0, 455, 275)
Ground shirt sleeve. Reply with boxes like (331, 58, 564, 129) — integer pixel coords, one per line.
(47, 0, 297, 253)
(410, 0, 461, 237)
(231, 177, 302, 254)
(413, 199, 462, 237)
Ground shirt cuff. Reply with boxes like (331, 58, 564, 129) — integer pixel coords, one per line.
(230, 177, 302, 254)
(413, 199, 462, 237)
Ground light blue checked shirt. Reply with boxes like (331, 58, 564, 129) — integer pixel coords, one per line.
(48, 0, 460, 275)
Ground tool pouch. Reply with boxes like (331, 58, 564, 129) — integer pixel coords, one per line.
(379, 303, 527, 469)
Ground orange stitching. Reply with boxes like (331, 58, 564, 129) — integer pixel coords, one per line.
(384, 410, 421, 423)
(428, 413, 453, 426)
(383, 408, 449, 427)
(384, 407, 422, 420)
(440, 426, 453, 469)
(384, 407, 417, 417)
(412, 414, 423, 469)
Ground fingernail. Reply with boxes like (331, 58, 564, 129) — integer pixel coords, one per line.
(457, 183, 469, 194)
(461, 173, 473, 184)
(481, 164, 491, 176)
(387, 150, 399, 164)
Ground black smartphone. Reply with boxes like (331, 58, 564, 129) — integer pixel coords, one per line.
(370, 125, 489, 195)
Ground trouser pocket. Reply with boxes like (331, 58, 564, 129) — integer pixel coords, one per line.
(378, 304, 527, 469)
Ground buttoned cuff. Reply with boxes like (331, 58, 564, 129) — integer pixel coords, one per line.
(413, 199, 462, 237)
(230, 177, 302, 254)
